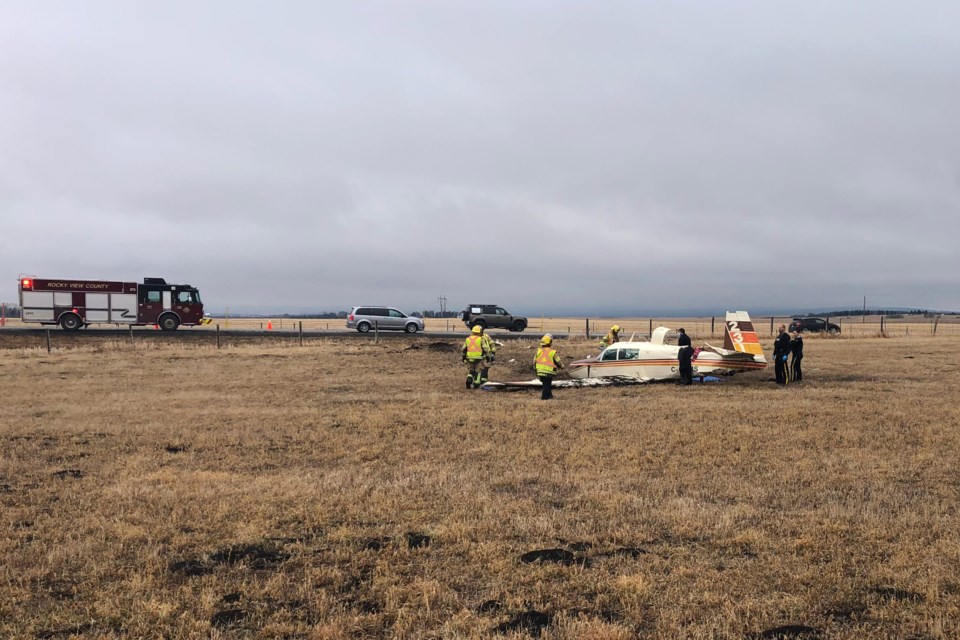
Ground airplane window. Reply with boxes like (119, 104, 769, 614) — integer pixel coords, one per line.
(600, 349, 618, 362)
(619, 348, 640, 360)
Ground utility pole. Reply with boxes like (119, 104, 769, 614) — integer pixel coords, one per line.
(438, 295, 447, 316)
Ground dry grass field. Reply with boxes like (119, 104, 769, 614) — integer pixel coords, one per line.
(2, 328, 959, 638)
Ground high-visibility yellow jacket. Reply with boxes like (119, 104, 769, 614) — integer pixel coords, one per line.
(599, 331, 619, 349)
(463, 335, 487, 361)
(535, 347, 562, 376)
(481, 333, 496, 355)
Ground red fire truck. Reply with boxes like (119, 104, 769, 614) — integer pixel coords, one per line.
(18, 276, 211, 331)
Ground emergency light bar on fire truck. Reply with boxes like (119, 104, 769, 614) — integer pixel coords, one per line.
(17, 276, 212, 331)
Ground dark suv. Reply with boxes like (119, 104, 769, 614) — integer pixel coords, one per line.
(460, 304, 527, 332)
(789, 317, 841, 334)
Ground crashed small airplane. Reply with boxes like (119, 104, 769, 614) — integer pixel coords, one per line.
(566, 310, 766, 382)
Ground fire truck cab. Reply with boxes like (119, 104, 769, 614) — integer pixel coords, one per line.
(18, 276, 210, 331)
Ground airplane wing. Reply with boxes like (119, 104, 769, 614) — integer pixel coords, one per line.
(481, 376, 645, 391)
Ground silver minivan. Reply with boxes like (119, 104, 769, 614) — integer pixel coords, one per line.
(347, 306, 425, 333)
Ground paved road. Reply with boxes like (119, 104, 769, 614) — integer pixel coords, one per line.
(0, 327, 571, 342)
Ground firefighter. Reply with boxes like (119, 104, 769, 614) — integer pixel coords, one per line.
(677, 327, 694, 385)
(773, 324, 791, 385)
(535, 334, 563, 400)
(479, 327, 496, 384)
(462, 325, 489, 389)
(791, 331, 804, 382)
(599, 324, 621, 351)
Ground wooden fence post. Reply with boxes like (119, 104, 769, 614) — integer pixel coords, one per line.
(299, 321, 303, 346)
(585, 318, 590, 339)
(216, 324, 221, 349)
(710, 316, 715, 337)
(648, 318, 653, 338)
(375, 321, 379, 344)
(46, 329, 51, 353)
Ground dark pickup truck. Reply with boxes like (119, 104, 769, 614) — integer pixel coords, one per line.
(460, 304, 528, 332)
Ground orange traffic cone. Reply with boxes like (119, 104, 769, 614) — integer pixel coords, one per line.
(266, 321, 273, 330)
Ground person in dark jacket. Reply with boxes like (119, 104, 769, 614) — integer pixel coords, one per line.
(791, 331, 804, 382)
(677, 328, 694, 385)
(773, 324, 791, 385)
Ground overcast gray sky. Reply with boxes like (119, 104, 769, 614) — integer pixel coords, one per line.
(2, 1, 959, 314)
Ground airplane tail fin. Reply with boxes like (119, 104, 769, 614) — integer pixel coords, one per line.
(723, 311, 766, 362)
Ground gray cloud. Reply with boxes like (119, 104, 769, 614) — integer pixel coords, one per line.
(2, 1, 959, 314)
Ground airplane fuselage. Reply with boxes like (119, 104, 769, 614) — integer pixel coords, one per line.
(567, 341, 766, 381)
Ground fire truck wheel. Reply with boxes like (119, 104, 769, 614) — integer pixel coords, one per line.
(357, 321, 371, 333)
(159, 314, 180, 331)
(59, 313, 83, 331)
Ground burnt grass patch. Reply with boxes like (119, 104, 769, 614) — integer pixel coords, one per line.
(870, 586, 925, 603)
(517, 542, 649, 567)
(46, 583, 77, 600)
(168, 559, 213, 577)
(405, 532, 431, 548)
(749, 624, 821, 639)
(51, 469, 84, 479)
(519, 548, 580, 566)
(405, 341, 458, 352)
(493, 610, 552, 636)
(209, 608, 246, 628)
(595, 546, 649, 559)
(824, 601, 868, 622)
(362, 536, 392, 551)
(477, 599, 503, 613)
(36, 623, 94, 639)
(208, 542, 289, 569)
(567, 606, 624, 624)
